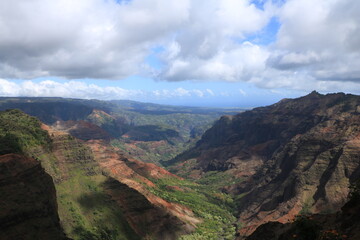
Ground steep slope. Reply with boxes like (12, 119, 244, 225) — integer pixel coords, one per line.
(83, 140, 199, 239)
(0, 109, 237, 239)
(0, 154, 68, 240)
(44, 115, 237, 239)
(169, 92, 360, 237)
(247, 179, 360, 240)
(0, 109, 139, 239)
(42, 124, 198, 239)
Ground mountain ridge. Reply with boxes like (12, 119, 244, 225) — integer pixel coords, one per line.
(2, 92, 360, 239)
(167, 92, 360, 237)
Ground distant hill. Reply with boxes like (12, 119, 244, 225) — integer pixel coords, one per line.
(0, 97, 244, 164)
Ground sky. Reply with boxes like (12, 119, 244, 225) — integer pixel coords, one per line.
(0, 0, 359, 107)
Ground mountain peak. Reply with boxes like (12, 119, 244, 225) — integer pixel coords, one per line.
(308, 90, 322, 96)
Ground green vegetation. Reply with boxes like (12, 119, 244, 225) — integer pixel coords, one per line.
(40, 135, 139, 240)
(0, 97, 239, 166)
(300, 198, 315, 215)
(0, 107, 243, 239)
(56, 167, 138, 240)
(148, 177, 237, 239)
(195, 171, 243, 191)
(0, 110, 138, 240)
(113, 112, 215, 140)
(0, 109, 51, 155)
(111, 138, 195, 164)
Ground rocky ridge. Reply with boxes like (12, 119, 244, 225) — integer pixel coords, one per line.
(171, 92, 360, 237)
(86, 140, 199, 238)
(247, 188, 360, 240)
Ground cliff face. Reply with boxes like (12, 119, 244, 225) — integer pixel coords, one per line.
(175, 91, 340, 174)
(247, 192, 360, 240)
(237, 93, 360, 235)
(171, 92, 360, 236)
(0, 154, 68, 240)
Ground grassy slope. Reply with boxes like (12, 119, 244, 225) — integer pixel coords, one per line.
(147, 176, 237, 239)
(0, 109, 240, 239)
(0, 110, 138, 240)
(48, 135, 139, 240)
(0, 109, 52, 154)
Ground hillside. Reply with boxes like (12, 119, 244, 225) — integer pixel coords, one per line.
(0, 109, 237, 239)
(168, 91, 360, 238)
(247, 178, 360, 240)
(2, 93, 360, 239)
(0, 97, 243, 164)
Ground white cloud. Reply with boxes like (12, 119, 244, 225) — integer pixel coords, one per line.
(158, 0, 274, 82)
(264, 0, 360, 86)
(0, 0, 359, 94)
(151, 87, 214, 99)
(0, 0, 275, 81)
(206, 89, 215, 96)
(239, 89, 247, 96)
(158, 0, 360, 92)
(0, 79, 143, 99)
(160, 42, 270, 82)
(0, 79, 20, 96)
(0, 79, 218, 100)
(0, 0, 190, 79)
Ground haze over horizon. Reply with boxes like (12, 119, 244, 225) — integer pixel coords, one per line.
(0, 0, 359, 107)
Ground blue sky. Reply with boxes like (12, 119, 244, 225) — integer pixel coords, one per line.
(0, 0, 359, 107)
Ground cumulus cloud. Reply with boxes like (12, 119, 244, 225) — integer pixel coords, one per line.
(160, 42, 270, 82)
(264, 0, 360, 85)
(0, 0, 190, 79)
(0, 79, 215, 100)
(158, 0, 274, 82)
(0, 0, 359, 93)
(0, 0, 275, 81)
(0, 79, 143, 99)
(158, 0, 360, 91)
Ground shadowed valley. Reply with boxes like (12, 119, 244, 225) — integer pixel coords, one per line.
(1, 93, 360, 239)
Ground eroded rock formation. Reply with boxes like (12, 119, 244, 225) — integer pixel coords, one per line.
(172, 92, 360, 237)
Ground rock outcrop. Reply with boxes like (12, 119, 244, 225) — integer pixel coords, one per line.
(247, 192, 360, 240)
(171, 92, 360, 237)
(0, 154, 68, 240)
(52, 120, 111, 141)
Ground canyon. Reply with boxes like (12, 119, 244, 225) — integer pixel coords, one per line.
(1, 92, 360, 239)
